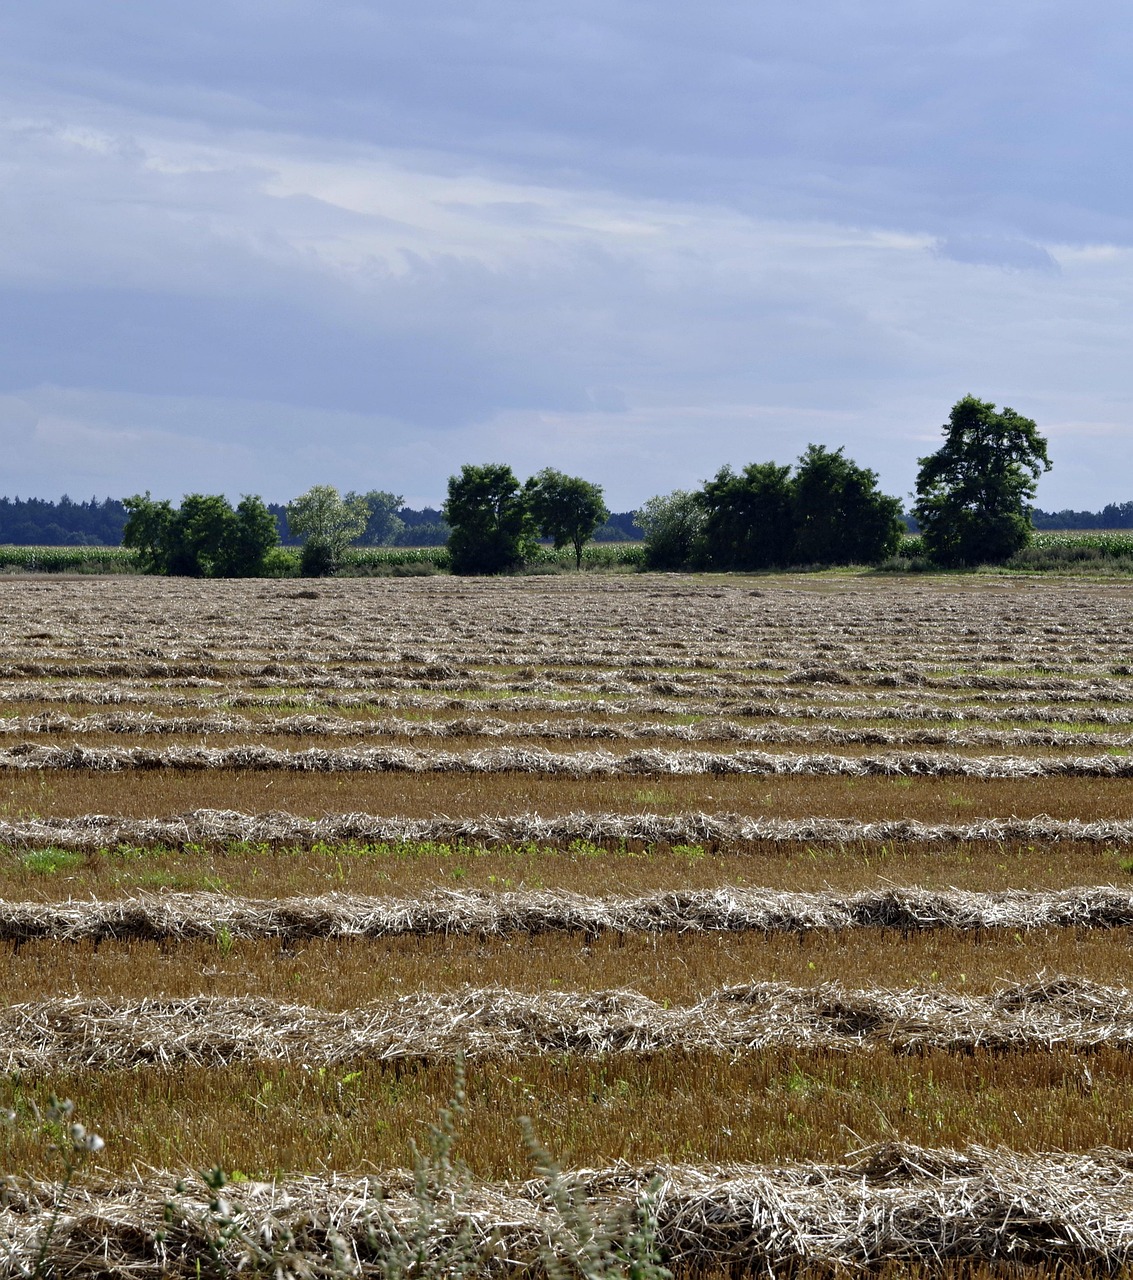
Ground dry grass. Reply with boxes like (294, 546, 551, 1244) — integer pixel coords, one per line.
(9, 885, 1133, 944)
(9, 921, 1133, 1005)
(4, 771, 1133, 822)
(5, 835, 1132, 901)
(4, 1048, 1133, 1180)
(8, 711, 1133, 753)
(7, 743, 1133, 777)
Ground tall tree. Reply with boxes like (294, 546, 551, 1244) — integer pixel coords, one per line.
(913, 397, 1051, 566)
(699, 462, 794, 570)
(525, 468, 608, 569)
(287, 485, 370, 576)
(791, 444, 903, 565)
(444, 464, 535, 574)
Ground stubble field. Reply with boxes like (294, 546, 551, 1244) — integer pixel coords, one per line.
(3, 570, 1133, 1276)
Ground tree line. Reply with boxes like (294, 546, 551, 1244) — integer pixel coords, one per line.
(2, 396, 1065, 576)
(0, 493, 643, 549)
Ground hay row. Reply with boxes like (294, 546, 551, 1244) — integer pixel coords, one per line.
(6, 711, 1133, 749)
(5, 743, 1133, 777)
(5, 807, 1133, 849)
(6, 1143, 1133, 1277)
(7, 885, 1133, 942)
(3, 978, 1133, 1068)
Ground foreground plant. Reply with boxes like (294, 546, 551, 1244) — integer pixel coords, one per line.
(162, 1057, 669, 1279)
(1, 1096, 105, 1280)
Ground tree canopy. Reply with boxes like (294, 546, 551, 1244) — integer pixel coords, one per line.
(637, 489, 707, 570)
(699, 462, 794, 570)
(122, 493, 278, 577)
(913, 396, 1051, 565)
(525, 468, 609, 569)
(791, 444, 903, 566)
(443, 464, 536, 575)
(287, 485, 370, 576)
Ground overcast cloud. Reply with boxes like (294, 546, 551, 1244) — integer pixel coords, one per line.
(1, 2, 1130, 509)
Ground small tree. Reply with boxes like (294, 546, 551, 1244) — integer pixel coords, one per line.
(699, 462, 794, 570)
(637, 490, 706, 570)
(287, 485, 370, 576)
(444, 464, 535, 575)
(791, 444, 903, 565)
(913, 396, 1051, 566)
(525, 468, 609, 569)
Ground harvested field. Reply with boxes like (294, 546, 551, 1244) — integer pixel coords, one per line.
(4, 573, 1133, 1275)
(9, 1052, 1133, 1179)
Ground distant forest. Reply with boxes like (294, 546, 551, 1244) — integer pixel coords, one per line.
(0, 495, 646, 546)
(1030, 502, 1133, 529)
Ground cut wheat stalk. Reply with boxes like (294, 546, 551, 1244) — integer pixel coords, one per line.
(4, 744, 1133, 777)
(5, 885, 1133, 943)
(2, 978, 1133, 1068)
(5, 1143, 1133, 1276)
(3, 808, 1133, 849)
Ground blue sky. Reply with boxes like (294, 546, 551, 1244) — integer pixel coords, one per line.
(1, 2, 1131, 509)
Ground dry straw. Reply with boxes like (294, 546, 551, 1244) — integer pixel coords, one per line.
(5, 744, 1133, 777)
(4, 808, 1133, 849)
(2, 977, 1132, 1068)
(6, 712, 1133, 750)
(5, 1144, 1133, 1275)
(6, 885, 1133, 943)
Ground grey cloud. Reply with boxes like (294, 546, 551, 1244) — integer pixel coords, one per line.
(933, 236, 1061, 273)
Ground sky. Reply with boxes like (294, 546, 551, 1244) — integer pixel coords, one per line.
(1, 2, 1131, 511)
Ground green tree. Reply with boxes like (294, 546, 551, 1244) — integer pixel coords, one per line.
(444, 464, 535, 574)
(224, 495, 280, 576)
(791, 444, 903, 565)
(525, 468, 609, 569)
(122, 493, 278, 577)
(121, 493, 175, 573)
(913, 396, 1052, 566)
(286, 485, 370, 576)
(699, 462, 794, 570)
(349, 490, 406, 546)
(637, 489, 706, 570)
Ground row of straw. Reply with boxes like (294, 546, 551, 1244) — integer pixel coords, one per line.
(5, 744, 1133, 776)
(2, 978, 1132, 1068)
(4, 809, 1133, 849)
(5, 886, 1133, 942)
(5, 1143, 1133, 1275)
(6, 711, 1133, 750)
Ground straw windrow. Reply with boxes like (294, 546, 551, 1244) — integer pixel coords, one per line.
(5, 885, 1133, 943)
(4, 807, 1133, 849)
(5, 1144, 1133, 1276)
